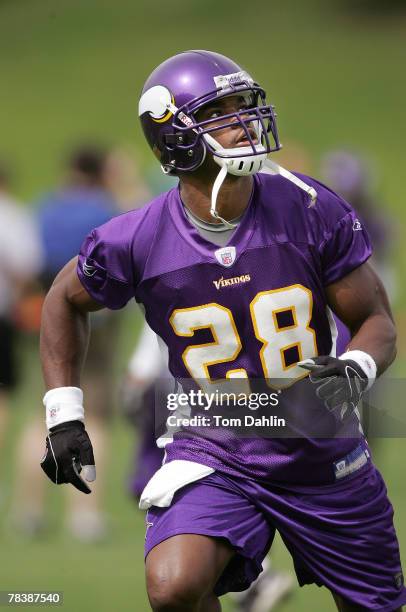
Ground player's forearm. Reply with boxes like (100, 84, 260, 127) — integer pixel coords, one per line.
(326, 263, 396, 377)
(346, 312, 397, 376)
(40, 286, 90, 390)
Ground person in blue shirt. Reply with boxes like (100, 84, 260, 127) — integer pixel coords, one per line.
(12, 145, 120, 541)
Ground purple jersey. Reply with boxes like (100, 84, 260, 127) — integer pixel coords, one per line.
(77, 172, 372, 485)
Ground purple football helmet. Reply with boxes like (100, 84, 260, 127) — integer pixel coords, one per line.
(138, 50, 281, 175)
(139, 50, 317, 225)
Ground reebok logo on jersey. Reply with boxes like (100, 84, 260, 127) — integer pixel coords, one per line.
(213, 274, 251, 290)
(352, 218, 362, 231)
(145, 521, 154, 540)
(82, 259, 97, 277)
(394, 571, 404, 590)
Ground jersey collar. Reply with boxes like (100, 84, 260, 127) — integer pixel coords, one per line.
(167, 176, 258, 264)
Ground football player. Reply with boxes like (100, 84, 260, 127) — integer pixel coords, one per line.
(40, 51, 405, 611)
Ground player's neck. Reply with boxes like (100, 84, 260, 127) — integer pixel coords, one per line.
(179, 173, 254, 225)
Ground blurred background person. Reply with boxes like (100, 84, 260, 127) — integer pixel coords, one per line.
(320, 150, 397, 451)
(320, 150, 396, 299)
(320, 150, 396, 354)
(121, 321, 167, 501)
(0, 160, 43, 496)
(11, 145, 122, 539)
(37, 145, 117, 287)
(103, 147, 153, 212)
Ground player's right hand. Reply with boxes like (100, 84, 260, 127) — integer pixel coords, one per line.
(40, 420, 96, 494)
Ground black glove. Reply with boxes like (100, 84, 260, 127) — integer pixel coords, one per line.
(40, 420, 96, 494)
(299, 356, 368, 420)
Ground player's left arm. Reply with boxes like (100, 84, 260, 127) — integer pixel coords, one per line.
(299, 261, 396, 416)
(326, 260, 396, 375)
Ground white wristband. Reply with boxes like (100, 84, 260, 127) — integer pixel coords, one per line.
(338, 350, 377, 390)
(43, 386, 85, 430)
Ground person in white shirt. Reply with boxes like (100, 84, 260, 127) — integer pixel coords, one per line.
(0, 161, 43, 471)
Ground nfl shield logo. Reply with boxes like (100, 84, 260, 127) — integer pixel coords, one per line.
(214, 246, 236, 268)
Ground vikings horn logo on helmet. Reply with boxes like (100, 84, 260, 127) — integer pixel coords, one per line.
(138, 85, 174, 123)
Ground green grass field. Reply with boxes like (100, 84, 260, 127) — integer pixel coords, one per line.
(1, 0, 406, 609)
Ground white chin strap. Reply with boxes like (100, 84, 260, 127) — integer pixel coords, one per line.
(260, 158, 317, 206)
(203, 133, 317, 227)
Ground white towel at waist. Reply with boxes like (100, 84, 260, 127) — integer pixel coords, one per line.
(139, 460, 215, 510)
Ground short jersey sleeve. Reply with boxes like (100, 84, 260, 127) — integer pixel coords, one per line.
(319, 210, 372, 285)
(77, 219, 136, 310)
(307, 177, 372, 286)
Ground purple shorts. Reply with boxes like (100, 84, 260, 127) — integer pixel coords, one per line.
(145, 464, 406, 611)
